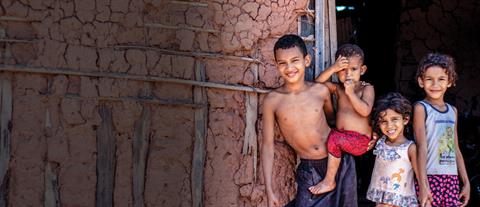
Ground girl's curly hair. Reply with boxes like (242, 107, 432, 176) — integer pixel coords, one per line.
(372, 92, 412, 135)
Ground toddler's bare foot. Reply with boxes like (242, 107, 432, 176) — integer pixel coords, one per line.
(308, 180, 336, 195)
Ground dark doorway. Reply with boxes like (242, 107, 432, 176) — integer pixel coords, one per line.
(335, 0, 480, 206)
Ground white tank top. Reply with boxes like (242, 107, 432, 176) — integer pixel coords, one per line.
(367, 138, 418, 206)
(417, 101, 457, 175)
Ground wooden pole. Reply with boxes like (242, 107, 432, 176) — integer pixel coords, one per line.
(294, 9, 315, 18)
(44, 162, 60, 207)
(170, 0, 208, 7)
(315, 0, 326, 77)
(113, 45, 262, 64)
(0, 65, 270, 93)
(242, 63, 259, 181)
(328, 0, 338, 64)
(0, 39, 36, 43)
(144, 23, 219, 33)
(0, 76, 12, 207)
(63, 94, 204, 108)
(96, 105, 116, 207)
(0, 16, 29, 22)
(191, 61, 207, 207)
(132, 107, 151, 207)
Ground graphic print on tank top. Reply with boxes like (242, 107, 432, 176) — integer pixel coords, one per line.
(438, 126, 455, 165)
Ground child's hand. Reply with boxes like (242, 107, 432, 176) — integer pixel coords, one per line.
(267, 192, 280, 207)
(367, 132, 379, 151)
(459, 182, 470, 207)
(424, 199, 432, 207)
(344, 79, 355, 95)
(419, 187, 432, 207)
(332, 55, 348, 72)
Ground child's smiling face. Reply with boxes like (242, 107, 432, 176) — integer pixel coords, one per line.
(417, 66, 452, 101)
(275, 46, 310, 84)
(378, 109, 409, 140)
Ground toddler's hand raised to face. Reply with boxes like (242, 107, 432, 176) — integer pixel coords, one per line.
(333, 55, 348, 72)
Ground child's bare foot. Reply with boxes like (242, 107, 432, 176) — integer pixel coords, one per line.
(308, 180, 336, 195)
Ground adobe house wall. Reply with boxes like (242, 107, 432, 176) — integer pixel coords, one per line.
(0, 0, 309, 206)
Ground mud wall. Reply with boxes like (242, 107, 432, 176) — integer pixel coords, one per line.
(395, 0, 480, 114)
(0, 0, 309, 206)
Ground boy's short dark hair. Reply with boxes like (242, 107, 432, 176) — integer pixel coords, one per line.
(273, 34, 307, 59)
(335, 44, 364, 61)
(416, 53, 457, 85)
(372, 92, 412, 135)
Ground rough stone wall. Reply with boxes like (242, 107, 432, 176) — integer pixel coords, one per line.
(1, 0, 309, 206)
(396, 0, 480, 115)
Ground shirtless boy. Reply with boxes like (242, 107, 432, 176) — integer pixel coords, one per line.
(309, 44, 374, 195)
(262, 34, 358, 207)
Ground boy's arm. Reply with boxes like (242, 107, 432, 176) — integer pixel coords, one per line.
(345, 84, 374, 117)
(413, 103, 432, 206)
(322, 85, 335, 125)
(315, 56, 348, 83)
(261, 94, 279, 206)
(453, 107, 470, 207)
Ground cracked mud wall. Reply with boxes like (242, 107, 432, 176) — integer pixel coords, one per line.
(1, 0, 308, 206)
(396, 0, 480, 116)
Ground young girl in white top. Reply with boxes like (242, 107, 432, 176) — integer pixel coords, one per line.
(414, 53, 470, 207)
(367, 92, 419, 206)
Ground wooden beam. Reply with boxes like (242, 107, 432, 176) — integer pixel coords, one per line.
(191, 61, 207, 207)
(314, 0, 325, 77)
(294, 9, 315, 18)
(132, 107, 151, 207)
(0, 39, 36, 43)
(170, 0, 208, 7)
(63, 94, 204, 108)
(328, 0, 338, 64)
(242, 62, 259, 181)
(44, 162, 60, 207)
(0, 76, 12, 207)
(0, 65, 270, 93)
(273, 35, 314, 42)
(144, 23, 218, 33)
(0, 16, 29, 22)
(114, 45, 261, 64)
(96, 105, 116, 207)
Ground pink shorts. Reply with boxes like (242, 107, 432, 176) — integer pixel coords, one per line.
(415, 174, 462, 207)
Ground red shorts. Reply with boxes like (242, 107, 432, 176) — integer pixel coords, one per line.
(327, 128, 370, 158)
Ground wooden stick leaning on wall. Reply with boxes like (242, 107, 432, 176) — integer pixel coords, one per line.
(144, 23, 218, 33)
(314, 0, 326, 76)
(96, 105, 116, 207)
(132, 106, 151, 207)
(113, 45, 262, 64)
(62, 94, 204, 108)
(327, 0, 338, 64)
(170, 0, 208, 7)
(0, 16, 29, 22)
(0, 76, 12, 207)
(242, 62, 259, 181)
(0, 39, 36, 43)
(191, 61, 207, 207)
(0, 65, 270, 94)
(44, 162, 60, 207)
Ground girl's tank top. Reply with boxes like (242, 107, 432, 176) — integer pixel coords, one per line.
(417, 100, 457, 175)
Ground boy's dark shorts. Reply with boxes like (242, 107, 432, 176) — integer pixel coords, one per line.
(285, 154, 358, 207)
